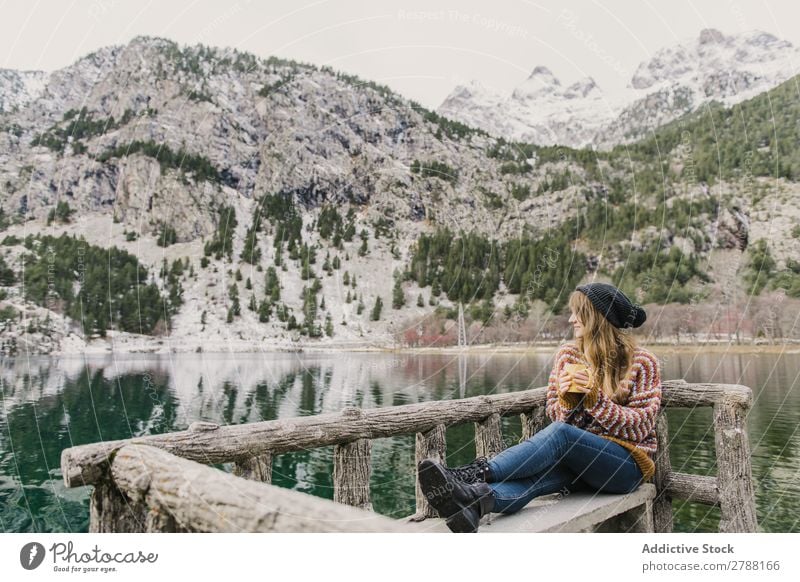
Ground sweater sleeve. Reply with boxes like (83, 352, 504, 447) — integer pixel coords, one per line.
(582, 352, 662, 442)
(545, 345, 586, 423)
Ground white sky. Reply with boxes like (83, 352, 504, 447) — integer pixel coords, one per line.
(1, 0, 798, 108)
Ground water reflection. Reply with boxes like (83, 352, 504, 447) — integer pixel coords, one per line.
(1, 348, 798, 532)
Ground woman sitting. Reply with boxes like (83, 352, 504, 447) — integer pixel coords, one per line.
(418, 282, 662, 533)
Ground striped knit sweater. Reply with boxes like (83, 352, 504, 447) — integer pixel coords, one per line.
(545, 342, 663, 481)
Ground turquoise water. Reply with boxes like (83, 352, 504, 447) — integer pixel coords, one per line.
(1, 348, 798, 532)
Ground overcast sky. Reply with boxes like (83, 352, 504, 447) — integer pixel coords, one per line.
(1, 0, 798, 108)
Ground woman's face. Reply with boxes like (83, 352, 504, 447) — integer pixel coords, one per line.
(568, 309, 584, 339)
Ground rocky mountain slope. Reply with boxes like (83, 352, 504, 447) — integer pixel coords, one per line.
(1, 35, 798, 355)
(0, 69, 48, 114)
(0, 36, 581, 242)
(438, 28, 800, 148)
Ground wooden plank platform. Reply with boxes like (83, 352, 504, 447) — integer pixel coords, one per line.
(401, 484, 657, 533)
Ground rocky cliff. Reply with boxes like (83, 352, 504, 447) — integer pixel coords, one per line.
(1, 35, 798, 354)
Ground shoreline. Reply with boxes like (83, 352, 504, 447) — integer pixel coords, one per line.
(34, 338, 800, 357)
(366, 342, 800, 355)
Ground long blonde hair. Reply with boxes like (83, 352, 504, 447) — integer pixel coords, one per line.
(568, 290, 637, 403)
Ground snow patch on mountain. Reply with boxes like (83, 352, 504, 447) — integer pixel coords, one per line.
(438, 28, 800, 148)
(0, 69, 48, 113)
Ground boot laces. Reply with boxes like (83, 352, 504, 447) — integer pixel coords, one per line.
(448, 456, 490, 484)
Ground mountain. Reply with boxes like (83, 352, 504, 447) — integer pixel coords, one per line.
(0, 36, 549, 242)
(440, 66, 608, 148)
(1, 35, 799, 355)
(0, 69, 48, 113)
(0, 36, 578, 353)
(438, 28, 800, 148)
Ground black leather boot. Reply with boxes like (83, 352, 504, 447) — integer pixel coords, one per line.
(445, 456, 494, 484)
(418, 460, 496, 533)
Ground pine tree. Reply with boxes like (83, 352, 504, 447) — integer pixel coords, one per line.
(265, 266, 281, 303)
(325, 313, 334, 337)
(417, 294, 424, 307)
(370, 296, 383, 320)
(229, 283, 240, 316)
(301, 286, 318, 335)
(156, 222, 177, 247)
(241, 224, 262, 264)
(301, 255, 312, 280)
(357, 293, 365, 315)
(392, 276, 405, 309)
(258, 299, 271, 322)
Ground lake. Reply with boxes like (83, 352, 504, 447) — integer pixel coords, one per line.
(1, 347, 798, 533)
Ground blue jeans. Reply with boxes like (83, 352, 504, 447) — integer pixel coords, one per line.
(486, 421, 644, 514)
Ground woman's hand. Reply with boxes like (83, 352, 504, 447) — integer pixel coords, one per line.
(569, 370, 592, 393)
(557, 370, 573, 396)
(558, 368, 592, 395)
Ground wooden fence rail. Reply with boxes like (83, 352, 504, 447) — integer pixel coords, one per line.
(93, 443, 412, 532)
(61, 379, 758, 533)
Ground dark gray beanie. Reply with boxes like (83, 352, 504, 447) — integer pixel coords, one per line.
(575, 283, 646, 329)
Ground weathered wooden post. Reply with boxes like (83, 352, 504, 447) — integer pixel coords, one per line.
(412, 424, 447, 520)
(144, 506, 194, 532)
(475, 412, 504, 458)
(521, 406, 548, 440)
(713, 391, 758, 532)
(653, 411, 673, 533)
(90, 468, 193, 533)
(332, 408, 372, 510)
(233, 453, 273, 484)
(89, 480, 146, 533)
(333, 439, 372, 509)
(608, 498, 655, 533)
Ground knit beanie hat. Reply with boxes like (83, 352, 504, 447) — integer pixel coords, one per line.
(575, 283, 647, 329)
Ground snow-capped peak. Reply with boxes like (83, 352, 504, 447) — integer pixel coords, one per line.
(564, 77, 600, 99)
(437, 27, 800, 148)
(512, 66, 562, 101)
(698, 27, 726, 45)
(527, 65, 561, 85)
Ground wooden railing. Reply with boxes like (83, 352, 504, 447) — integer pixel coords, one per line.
(91, 443, 413, 532)
(60, 379, 758, 533)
